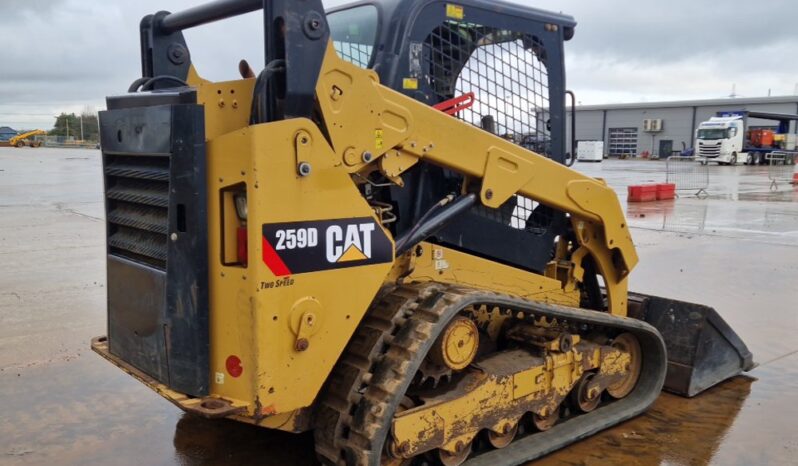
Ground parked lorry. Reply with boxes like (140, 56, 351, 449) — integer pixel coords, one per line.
(695, 111, 798, 165)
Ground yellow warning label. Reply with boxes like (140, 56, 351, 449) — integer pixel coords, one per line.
(375, 129, 384, 149)
(446, 4, 464, 20)
(402, 78, 419, 90)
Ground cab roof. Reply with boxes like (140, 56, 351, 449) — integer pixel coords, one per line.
(328, 0, 577, 40)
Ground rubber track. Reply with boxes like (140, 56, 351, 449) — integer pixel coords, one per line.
(313, 283, 668, 466)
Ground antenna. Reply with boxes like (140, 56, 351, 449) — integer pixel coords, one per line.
(729, 83, 738, 98)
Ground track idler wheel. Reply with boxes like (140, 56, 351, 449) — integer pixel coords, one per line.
(428, 315, 480, 371)
(607, 332, 642, 399)
(487, 422, 518, 449)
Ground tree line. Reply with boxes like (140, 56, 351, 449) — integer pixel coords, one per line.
(49, 110, 100, 142)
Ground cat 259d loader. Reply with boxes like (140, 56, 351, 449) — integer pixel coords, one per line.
(91, 0, 753, 464)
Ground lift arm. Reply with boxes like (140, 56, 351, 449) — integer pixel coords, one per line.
(314, 44, 637, 316)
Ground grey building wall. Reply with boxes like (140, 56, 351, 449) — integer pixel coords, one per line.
(566, 110, 603, 154)
(605, 107, 693, 156)
(569, 96, 798, 157)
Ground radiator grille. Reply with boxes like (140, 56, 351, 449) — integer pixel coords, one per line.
(104, 154, 169, 269)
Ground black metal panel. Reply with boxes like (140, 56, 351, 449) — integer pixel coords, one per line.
(164, 104, 210, 395)
(100, 105, 172, 157)
(389, 162, 564, 274)
(107, 89, 197, 111)
(107, 256, 167, 382)
(633, 293, 754, 397)
(260, 0, 330, 121)
(99, 90, 209, 397)
(140, 12, 191, 86)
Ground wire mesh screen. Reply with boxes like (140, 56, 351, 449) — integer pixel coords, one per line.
(666, 156, 709, 196)
(423, 23, 551, 152)
(423, 21, 553, 232)
(768, 151, 796, 190)
(332, 41, 373, 68)
(328, 5, 378, 68)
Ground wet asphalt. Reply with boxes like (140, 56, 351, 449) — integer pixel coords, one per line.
(1, 147, 796, 465)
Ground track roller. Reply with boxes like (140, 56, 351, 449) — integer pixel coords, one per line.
(571, 373, 601, 413)
(487, 422, 519, 449)
(439, 442, 472, 466)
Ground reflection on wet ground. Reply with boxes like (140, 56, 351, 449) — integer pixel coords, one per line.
(536, 376, 755, 466)
(576, 160, 798, 245)
(173, 414, 316, 466)
(2, 150, 797, 465)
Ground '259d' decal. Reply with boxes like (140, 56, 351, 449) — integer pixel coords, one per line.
(261, 217, 393, 276)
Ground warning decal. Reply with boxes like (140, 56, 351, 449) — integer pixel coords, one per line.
(261, 217, 393, 276)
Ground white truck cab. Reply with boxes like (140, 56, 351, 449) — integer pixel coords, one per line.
(695, 116, 744, 165)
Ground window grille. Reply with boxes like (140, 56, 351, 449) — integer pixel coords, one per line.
(423, 21, 553, 233)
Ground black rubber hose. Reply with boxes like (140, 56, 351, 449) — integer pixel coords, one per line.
(127, 77, 149, 93)
(394, 194, 476, 256)
(128, 75, 190, 92)
(140, 75, 190, 91)
(249, 59, 286, 124)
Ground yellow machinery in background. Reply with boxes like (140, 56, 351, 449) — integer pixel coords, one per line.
(92, 1, 753, 464)
(8, 129, 45, 147)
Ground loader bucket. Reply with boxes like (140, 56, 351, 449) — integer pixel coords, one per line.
(629, 293, 754, 397)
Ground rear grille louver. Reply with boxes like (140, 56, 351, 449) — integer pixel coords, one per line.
(104, 154, 170, 269)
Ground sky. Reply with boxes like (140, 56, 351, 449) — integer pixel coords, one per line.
(1, 0, 797, 130)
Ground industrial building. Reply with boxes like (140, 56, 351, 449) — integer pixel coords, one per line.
(0, 126, 17, 142)
(566, 95, 798, 158)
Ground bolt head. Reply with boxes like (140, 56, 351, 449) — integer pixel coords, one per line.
(298, 162, 312, 176)
(295, 338, 309, 352)
(485, 189, 494, 200)
(362, 151, 373, 163)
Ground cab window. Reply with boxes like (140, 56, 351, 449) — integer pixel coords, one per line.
(327, 5, 379, 68)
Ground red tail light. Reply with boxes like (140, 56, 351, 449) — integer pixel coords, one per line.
(237, 226, 248, 266)
(226, 355, 243, 378)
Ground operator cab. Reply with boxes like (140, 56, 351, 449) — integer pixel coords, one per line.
(328, 0, 577, 274)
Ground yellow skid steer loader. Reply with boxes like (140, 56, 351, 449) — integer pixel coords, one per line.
(92, 1, 753, 464)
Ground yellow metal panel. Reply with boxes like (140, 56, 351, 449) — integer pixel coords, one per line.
(480, 146, 536, 208)
(187, 67, 255, 141)
(207, 120, 394, 418)
(513, 366, 546, 399)
(400, 243, 580, 307)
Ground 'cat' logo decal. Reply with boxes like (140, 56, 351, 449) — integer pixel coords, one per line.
(261, 218, 393, 276)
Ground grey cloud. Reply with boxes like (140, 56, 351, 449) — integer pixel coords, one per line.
(0, 0, 796, 129)
(0, 0, 67, 23)
(523, 0, 797, 61)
